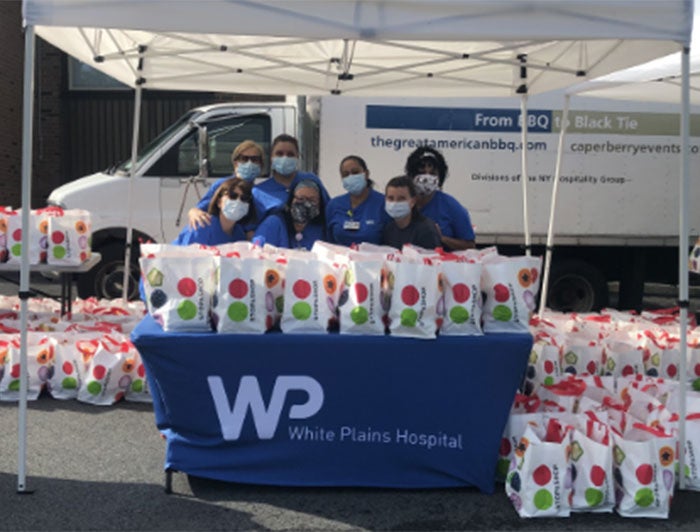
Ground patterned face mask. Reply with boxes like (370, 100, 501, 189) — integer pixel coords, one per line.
(290, 200, 320, 224)
(413, 173, 439, 195)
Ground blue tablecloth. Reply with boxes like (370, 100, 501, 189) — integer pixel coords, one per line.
(131, 315, 532, 493)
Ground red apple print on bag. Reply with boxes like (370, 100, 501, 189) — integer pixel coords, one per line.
(494, 283, 509, 302)
(293, 280, 311, 299)
(401, 285, 420, 306)
(452, 283, 470, 304)
(178, 277, 197, 297)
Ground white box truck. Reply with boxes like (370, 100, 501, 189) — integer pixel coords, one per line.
(47, 94, 700, 310)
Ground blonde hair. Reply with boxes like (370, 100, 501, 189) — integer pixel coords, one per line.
(230, 140, 265, 167)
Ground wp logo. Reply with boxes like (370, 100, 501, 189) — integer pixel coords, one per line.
(208, 375, 324, 440)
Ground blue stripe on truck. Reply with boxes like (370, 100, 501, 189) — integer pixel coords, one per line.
(366, 105, 552, 133)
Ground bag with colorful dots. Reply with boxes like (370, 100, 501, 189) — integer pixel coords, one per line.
(438, 261, 483, 336)
(46, 209, 92, 265)
(280, 257, 340, 334)
(0, 334, 56, 401)
(388, 260, 440, 339)
(497, 412, 544, 482)
(338, 259, 385, 335)
(505, 423, 572, 517)
(214, 256, 273, 334)
(5, 209, 42, 265)
(560, 340, 604, 377)
(122, 344, 151, 403)
(0, 206, 11, 262)
(77, 339, 131, 406)
(522, 340, 562, 395)
(139, 255, 216, 332)
(602, 340, 644, 378)
(481, 255, 542, 333)
(47, 333, 84, 400)
(612, 424, 676, 518)
(569, 424, 615, 513)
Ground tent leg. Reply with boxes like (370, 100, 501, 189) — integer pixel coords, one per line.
(165, 468, 174, 494)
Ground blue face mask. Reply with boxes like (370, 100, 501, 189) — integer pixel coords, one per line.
(342, 173, 367, 195)
(236, 161, 261, 182)
(271, 156, 298, 176)
(385, 201, 412, 219)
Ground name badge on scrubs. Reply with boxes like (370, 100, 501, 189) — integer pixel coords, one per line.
(343, 220, 361, 231)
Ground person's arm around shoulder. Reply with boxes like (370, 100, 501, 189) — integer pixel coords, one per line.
(439, 193, 475, 250)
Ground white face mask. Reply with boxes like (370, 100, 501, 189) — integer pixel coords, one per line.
(221, 198, 249, 222)
(414, 173, 439, 195)
(385, 200, 412, 219)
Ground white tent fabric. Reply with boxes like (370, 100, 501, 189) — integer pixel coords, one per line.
(18, 0, 694, 493)
(24, 0, 691, 96)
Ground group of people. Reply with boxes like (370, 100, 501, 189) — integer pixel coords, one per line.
(177, 133, 476, 252)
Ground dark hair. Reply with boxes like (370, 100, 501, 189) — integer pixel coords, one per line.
(271, 133, 300, 155)
(339, 155, 374, 188)
(281, 179, 327, 242)
(385, 175, 421, 219)
(208, 177, 256, 225)
(404, 146, 448, 187)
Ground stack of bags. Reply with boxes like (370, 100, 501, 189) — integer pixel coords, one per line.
(0, 295, 147, 405)
(138, 241, 543, 338)
(499, 307, 700, 519)
(0, 206, 92, 266)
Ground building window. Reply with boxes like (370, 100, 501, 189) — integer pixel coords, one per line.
(68, 57, 129, 91)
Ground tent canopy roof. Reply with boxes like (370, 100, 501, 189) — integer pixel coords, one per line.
(24, 0, 693, 97)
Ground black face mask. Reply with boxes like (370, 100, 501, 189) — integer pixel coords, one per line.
(290, 200, 320, 224)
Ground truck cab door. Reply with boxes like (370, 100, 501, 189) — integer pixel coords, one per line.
(142, 113, 273, 242)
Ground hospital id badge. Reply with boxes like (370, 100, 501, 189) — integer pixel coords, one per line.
(343, 220, 360, 231)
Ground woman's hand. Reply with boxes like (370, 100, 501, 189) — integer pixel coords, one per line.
(188, 207, 212, 229)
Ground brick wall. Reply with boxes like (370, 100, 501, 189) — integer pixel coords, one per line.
(0, 1, 23, 209)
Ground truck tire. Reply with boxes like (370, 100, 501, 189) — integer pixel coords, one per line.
(77, 242, 140, 300)
(546, 259, 608, 312)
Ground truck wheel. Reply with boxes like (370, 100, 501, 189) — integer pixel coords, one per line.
(546, 259, 608, 312)
(77, 242, 140, 300)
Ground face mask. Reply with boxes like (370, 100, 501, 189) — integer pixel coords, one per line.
(222, 198, 249, 222)
(290, 200, 320, 224)
(414, 173, 439, 195)
(342, 173, 367, 195)
(236, 161, 261, 182)
(385, 201, 412, 219)
(271, 156, 298, 176)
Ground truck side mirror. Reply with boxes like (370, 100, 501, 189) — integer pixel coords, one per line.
(197, 124, 209, 179)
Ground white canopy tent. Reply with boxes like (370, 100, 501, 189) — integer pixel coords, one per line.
(18, 0, 693, 492)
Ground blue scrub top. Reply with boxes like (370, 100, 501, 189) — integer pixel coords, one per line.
(253, 214, 325, 251)
(173, 216, 247, 246)
(325, 189, 389, 247)
(420, 190, 476, 243)
(197, 172, 330, 222)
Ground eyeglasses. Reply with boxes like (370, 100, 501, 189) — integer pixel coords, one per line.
(236, 155, 262, 163)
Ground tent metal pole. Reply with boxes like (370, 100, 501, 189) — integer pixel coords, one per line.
(538, 96, 570, 317)
(17, 24, 36, 494)
(678, 44, 690, 491)
(121, 80, 143, 301)
(520, 95, 531, 256)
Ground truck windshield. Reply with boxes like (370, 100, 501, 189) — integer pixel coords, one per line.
(113, 110, 197, 175)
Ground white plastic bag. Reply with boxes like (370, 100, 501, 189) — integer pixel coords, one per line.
(47, 209, 92, 265)
(214, 256, 271, 334)
(338, 259, 385, 335)
(438, 261, 483, 336)
(388, 260, 439, 339)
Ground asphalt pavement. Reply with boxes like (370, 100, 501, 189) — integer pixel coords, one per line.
(1, 276, 700, 530)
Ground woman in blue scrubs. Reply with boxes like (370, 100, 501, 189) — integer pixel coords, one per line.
(405, 147, 476, 251)
(188, 135, 329, 230)
(253, 179, 326, 250)
(175, 177, 254, 245)
(325, 155, 389, 247)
